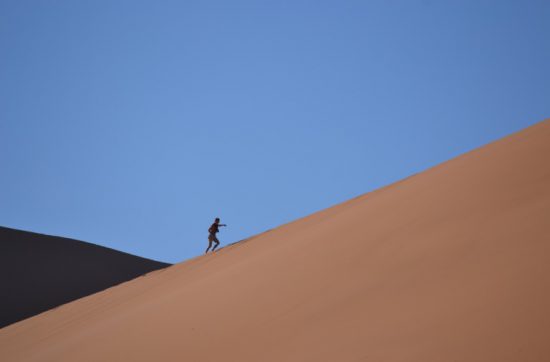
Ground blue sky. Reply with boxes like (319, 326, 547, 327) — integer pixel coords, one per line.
(1, 0, 549, 263)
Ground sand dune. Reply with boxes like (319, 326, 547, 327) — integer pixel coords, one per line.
(1, 119, 549, 361)
(0, 227, 170, 328)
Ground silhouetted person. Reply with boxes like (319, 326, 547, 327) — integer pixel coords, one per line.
(206, 218, 226, 254)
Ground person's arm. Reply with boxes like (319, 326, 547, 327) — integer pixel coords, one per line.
(220, 224, 227, 227)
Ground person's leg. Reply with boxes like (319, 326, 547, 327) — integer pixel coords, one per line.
(212, 235, 220, 251)
(206, 235, 214, 254)
(212, 241, 220, 251)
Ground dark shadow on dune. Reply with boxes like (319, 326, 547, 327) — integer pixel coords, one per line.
(0, 226, 170, 328)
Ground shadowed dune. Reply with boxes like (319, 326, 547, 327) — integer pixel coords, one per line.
(0, 227, 170, 328)
(1, 119, 549, 361)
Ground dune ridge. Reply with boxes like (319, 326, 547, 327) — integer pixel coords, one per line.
(1, 119, 549, 361)
(0, 227, 170, 328)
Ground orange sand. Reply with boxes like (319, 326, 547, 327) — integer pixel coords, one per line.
(1, 119, 549, 361)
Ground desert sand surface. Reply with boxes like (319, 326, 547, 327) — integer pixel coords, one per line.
(1, 119, 549, 361)
(0, 227, 170, 328)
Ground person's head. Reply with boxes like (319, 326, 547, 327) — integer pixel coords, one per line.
(215, 217, 220, 223)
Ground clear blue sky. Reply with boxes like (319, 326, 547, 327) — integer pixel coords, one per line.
(2, 0, 549, 263)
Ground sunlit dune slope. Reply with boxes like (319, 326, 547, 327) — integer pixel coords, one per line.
(1, 119, 549, 362)
(0, 227, 170, 328)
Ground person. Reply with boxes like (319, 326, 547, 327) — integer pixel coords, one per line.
(205, 218, 226, 254)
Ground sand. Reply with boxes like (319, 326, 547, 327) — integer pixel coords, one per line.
(1, 119, 549, 361)
(0, 227, 169, 328)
